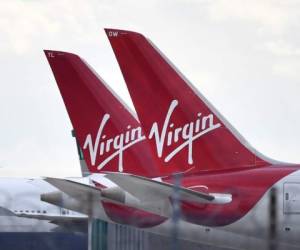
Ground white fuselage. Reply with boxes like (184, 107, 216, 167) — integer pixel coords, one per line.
(0, 177, 86, 232)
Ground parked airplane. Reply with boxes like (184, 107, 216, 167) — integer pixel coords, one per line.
(0, 136, 90, 232)
(0, 177, 88, 232)
(44, 29, 300, 250)
(0, 43, 160, 236)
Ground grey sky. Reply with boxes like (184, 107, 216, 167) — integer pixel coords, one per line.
(0, 0, 300, 177)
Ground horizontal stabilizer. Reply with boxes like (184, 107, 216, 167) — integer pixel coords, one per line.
(45, 176, 231, 219)
(44, 177, 168, 216)
(105, 173, 231, 204)
(14, 211, 87, 222)
(45, 177, 101, 202)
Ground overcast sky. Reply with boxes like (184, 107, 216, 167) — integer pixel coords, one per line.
(0, 0, 300, 177)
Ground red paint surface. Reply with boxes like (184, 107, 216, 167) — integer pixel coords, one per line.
(94, 166, 298, 227)
(106, 29, 270, 176)
(166, 166, 297, 226)
(45, 50, 160, 177)
(45, 33, 300, 228)
(102, 201, 167, 228)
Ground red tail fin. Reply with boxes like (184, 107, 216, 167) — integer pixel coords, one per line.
(106, 29, 274, 175)
(44, 50, 159, 177)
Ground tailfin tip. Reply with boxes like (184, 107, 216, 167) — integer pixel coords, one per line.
(104, 28, 143, 39)
(44, 50, 78, 59)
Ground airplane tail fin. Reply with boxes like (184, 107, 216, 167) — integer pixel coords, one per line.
(72, 129, 90, 177)
(44, 50, 159, 177)
(106, 29, 275, 175)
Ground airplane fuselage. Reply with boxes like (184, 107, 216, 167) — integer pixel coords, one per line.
(0, 177, 87, 232)
(79, 165, 300, 250)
